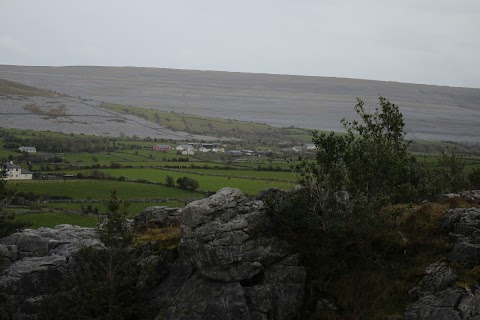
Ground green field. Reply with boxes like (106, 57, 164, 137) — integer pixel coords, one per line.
(178, 168, 295, 181)
(11, 180, 203, 200)
(45, 201, 185, 216)
(102, 102, 312, 142)
(62, 168, 295, 195)
(0, 79, 61, 97)
(14, 212, 98, 229)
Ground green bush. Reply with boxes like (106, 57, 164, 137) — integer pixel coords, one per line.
(176, 176, 200, 190)
(268, 97, 473, 319)
(468, 168, 480, 189)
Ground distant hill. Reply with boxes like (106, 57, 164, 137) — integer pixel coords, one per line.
(1, 65, 479, 142)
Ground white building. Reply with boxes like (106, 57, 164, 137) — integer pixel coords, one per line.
(198, 147, 211, 153)
(176, 144, 194, 151)
(182, 149, 195, 155)
(212, 147, 225, 153)
(3, 161, 33, 180)
(18, 146, 37, 153)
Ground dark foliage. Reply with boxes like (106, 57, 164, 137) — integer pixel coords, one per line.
(39, 190, 156, 320)
(176, 176, 200, 190)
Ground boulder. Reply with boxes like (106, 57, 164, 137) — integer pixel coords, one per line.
(154, 188, 306, 320)
(0, 225, 101, 320)
(133, 206, 181, 231)
(418, 261, 457, 294)
(181, 188, 290, 282)
(443, 208, 480, 268)
(406, 207, 480, 319)
(165, 274, 251, 320)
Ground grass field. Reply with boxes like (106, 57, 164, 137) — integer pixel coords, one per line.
(102, 102, 311, 142)
(15, 212, 98, 228)
(178, 168, 296, 181)
(0, 79, 61, 97)
(62, 168, 295, 195)
(10, 180, 203, 200)
(45, 201, 185, 216)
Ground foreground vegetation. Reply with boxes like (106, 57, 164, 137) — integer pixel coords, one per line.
(268, 97, 480, 319)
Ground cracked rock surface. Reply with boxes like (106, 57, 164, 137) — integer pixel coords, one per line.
(0, 225, 101, 320)
(153, 188, 306, 320)
(1, 188, 306, 320)
(406, 207, 480, 320)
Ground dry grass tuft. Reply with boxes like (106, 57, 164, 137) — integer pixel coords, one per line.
(135, 226, 182, 250)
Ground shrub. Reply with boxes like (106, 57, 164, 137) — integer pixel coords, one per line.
(165, 175, 175, 187)
(468, 168, 480, 189)
(176, 176, 200, 190)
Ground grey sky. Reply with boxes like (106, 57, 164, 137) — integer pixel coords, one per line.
(1, 0, 479, 88)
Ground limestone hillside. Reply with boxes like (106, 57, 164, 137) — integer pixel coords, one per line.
(1, 65, 480, 142)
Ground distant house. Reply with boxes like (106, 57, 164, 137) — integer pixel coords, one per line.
(18, 146, 37, 153)
(176, 144, 194, 151)
(182, 149, 195, 155)
(241, 150, 254, 156)
(3, 161, 33, 180)
(304, 143, 317, 151)
(227, 150, 243, 156)
(198, 147, 211, 153)
(153, 144, 172, 151)
(212, 147, 225, 153)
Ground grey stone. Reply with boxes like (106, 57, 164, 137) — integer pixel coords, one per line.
(407, 206, 480, 320)
(181, 188, 290, 282)
(418, 261, 457, 293)
(133, 206, 181, 231)
(165, 275, 250, 320)
(1, 189, 306, 320)
(0, 225, 102, 320)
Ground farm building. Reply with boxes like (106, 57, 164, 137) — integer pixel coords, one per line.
(18, 146, 37, 153)
(176, 144, 194, 151)
(182, 149, 195, 155)
(153, 144, 172, 151)
(3, 161, 33, 180)
(198, 147, 211, 153)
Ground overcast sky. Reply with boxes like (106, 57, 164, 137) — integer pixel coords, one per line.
(1, 0, 479, 88)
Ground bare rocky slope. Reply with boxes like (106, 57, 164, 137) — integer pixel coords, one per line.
(1, 65, 480, 142)
(0, 79, 218, 140)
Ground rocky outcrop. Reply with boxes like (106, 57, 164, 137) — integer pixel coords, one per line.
(436, 190, 480, 203)
(152, 187, 306, 320)
(0, 188, 306, 320)
(406, 207, 480, 320)
(0, 225, 101, 320)
(443, 207, 480, 268)
(133, 205, 181, 231)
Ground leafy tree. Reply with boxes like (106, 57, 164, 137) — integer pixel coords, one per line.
(290, 97, 420, 225)
(165, 175, 175, 187)
(435, 150, 469, 193)
(270, 96, 440, 261)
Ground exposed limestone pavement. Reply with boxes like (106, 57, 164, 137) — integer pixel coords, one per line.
(0, 225, 102, 319)
(406, 206, 480, 320)
(152, 187, 306, 320)
(0, 188, 306, 320)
